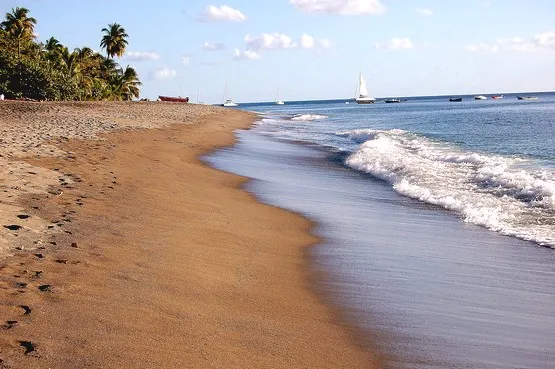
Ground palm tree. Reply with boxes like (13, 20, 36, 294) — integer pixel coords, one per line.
(104, 66, 141, 101)
(73, 47, 99, 100)
(97, 54, 119, 80)
(44, 36, 62, 53)
(100, 23, 128, 59)
(92, 55, 124, 100)
(43, 36, 64, 65)
(120, 65, 142, 100)
(1, 7, 36, 57)
(60, 47, 81, 80)
(2, 7, 37, 97)
(1, 7, 36, 38)
(75, 46, 95, 60)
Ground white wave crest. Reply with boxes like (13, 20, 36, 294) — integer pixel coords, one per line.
(291, 114, 328, 121)
(337, 128, 405, 144)
(343, 129, 555, 247)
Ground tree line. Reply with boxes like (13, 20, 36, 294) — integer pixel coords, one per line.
(0, 7, 141, 101)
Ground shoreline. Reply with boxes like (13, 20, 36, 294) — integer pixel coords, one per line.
(212, 104, 555, 368)
(0, 102, 380, 368)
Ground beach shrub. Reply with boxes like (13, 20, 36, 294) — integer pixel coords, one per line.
(0, 48, 79, 100)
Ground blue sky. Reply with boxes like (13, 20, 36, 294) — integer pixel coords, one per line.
(3, 0, 555, 102)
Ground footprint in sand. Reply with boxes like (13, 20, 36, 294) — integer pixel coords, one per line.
(18, 340, 35, 355)
(2, 320, 17, 329)
(19, 305, 32, 315)
(3, 225, 22, 231)
(38, 284, 51, 292)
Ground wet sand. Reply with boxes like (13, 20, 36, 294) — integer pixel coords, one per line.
(0, 102, 379, 368)
(208, 117, 555, 369)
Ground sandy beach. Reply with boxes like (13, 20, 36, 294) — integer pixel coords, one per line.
(0, 101, 379, 368)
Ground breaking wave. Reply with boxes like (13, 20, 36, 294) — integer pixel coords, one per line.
(338, 128, 555, 247)
(291, 114, 328, 121)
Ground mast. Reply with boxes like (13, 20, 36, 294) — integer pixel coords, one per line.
(222, 81, 228, 102)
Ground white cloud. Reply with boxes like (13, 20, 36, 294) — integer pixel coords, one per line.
(290, 0, 386, 15)
(245, 33, 296, 51)
(181, 55, 191, 66)
(466, 31, 555, 53)
(533, 31, 555, 48)
(376, 37, 415, 50)
(202, 41, 226, 51)
(232, 49, 261, 60)
(244, 33, 330, 51)
(416, 8, 433, 16)
(199, 5, 246, 22)
(149, 66, 177, 80)
(300, 34, 315, 49)
(124, 51, 161, 61)
(496, 37, 532, 52)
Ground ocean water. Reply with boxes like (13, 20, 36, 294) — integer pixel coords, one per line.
(206, 92, 555, 368)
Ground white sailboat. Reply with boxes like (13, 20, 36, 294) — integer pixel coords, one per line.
(355, 73, 376, 104)
(222, 82, 238, 107)
(275, 88, 285, 105)
(223, 99, 238, 107)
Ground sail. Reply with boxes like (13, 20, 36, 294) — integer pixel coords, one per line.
(358, 73, 369, 98)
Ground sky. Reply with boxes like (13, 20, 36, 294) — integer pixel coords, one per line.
(2, 0, 555, 102)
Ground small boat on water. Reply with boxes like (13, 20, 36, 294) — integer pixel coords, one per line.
(221, 81, 239, 107)
(158, 96, 189, 103)
(492, 95, 504, 99)
(222, 99, 239, 107)
(474, 95, 487, 100)
(275, 88, 285, 105)
(449, 97, 463, 102)
(384, 98, 402, 103)
(517, 96, 538, 100)
(354, 73, 376, 104)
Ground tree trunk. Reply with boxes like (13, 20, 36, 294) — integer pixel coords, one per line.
(17, 38, 22, 97)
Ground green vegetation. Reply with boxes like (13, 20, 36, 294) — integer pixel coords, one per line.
(0, 7, 141, 101)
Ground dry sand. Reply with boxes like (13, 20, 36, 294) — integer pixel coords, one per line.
(0, 101, 380, 368)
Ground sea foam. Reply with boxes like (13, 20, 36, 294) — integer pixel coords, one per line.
(340, 128, 555, 247)
(291, 114, 328, 121)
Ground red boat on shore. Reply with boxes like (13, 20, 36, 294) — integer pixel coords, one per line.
(158, 95, 189, 103)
